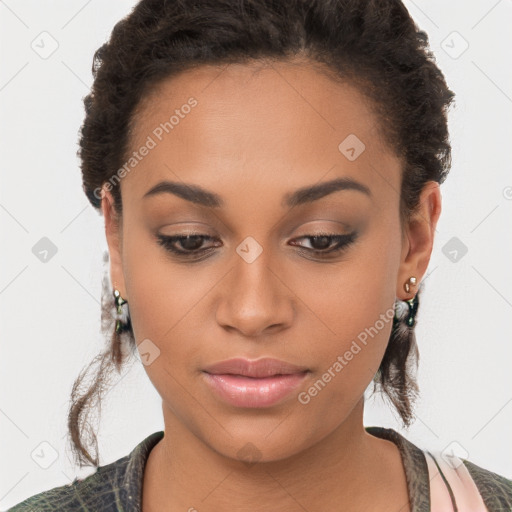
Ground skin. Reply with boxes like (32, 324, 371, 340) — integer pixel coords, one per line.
(101, 58, 441, 511)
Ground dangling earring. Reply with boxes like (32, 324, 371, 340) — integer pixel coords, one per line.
(112, 288, 130, 371)
(403, 277, 419, 327)
(113, 288, 128, 334)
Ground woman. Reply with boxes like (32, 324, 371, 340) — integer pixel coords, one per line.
(9, 0, 512, 510)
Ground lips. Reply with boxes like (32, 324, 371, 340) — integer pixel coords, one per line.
(202, 357, 309, 378)
(202, 358, 309, 408)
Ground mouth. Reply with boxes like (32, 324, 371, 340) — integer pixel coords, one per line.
(202, 358, 310, 408)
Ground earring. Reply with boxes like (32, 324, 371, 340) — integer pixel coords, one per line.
(403, 276, 419, 328)
(405, 294, 419, 327)
(403, 276, 417, 294)
(113, 288, 128, 333)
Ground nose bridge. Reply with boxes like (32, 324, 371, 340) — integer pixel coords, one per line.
(216, 237, 292, 336)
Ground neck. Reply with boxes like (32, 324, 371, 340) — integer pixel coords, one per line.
(142, 398, 404, 512)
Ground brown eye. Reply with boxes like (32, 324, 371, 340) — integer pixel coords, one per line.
(289, 232, 358, 256)
(157, 233, 220, 256)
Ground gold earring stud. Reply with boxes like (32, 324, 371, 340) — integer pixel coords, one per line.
(403, 276, 417, 294)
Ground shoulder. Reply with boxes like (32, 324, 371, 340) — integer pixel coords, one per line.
(6, 454, 130, 512)
(462, 458, 512, 511)
(7, 431, 165, 512)
(365, 426, 512, 510)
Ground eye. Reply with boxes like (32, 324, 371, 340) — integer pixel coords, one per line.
(289, 232, 358, 257)
(156, 233, 220, 257)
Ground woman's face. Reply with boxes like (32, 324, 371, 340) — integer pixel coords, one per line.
(103, 59, 439, 462)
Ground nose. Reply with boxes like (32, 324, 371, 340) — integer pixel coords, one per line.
(215, 244, 294, 338)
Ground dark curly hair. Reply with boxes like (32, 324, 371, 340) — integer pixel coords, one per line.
(69, 0, 455, 467)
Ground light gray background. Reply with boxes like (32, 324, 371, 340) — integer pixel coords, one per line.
(1, 0, 511, 508)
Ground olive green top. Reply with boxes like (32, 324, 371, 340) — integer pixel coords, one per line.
(8, 427, 512, 511)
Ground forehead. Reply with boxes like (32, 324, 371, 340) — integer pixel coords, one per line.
(122, 59, 401, 206)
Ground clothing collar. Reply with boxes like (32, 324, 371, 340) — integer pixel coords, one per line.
(119, 427, 428, 511)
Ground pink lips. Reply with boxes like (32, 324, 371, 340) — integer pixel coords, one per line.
(202, 358, 309, 408)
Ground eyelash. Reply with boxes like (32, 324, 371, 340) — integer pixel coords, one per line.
(156, 231, 357, 260)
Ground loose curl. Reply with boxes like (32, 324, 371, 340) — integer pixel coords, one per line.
(69, 0, 454, 466)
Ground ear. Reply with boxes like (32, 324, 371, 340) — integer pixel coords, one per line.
(100, 186, 127, 300)
(397, 181, 442, 300)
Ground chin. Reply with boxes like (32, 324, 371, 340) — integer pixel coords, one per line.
(198, 417, 321, 465)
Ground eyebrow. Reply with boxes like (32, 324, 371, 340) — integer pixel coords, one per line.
(143, 177, 372, 208)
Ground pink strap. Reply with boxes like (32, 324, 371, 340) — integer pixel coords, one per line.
(425, 450, 488, 511)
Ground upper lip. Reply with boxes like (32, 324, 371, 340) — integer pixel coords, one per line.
(203, 358, 309, 378)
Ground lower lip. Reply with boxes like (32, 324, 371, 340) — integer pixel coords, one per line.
(202, 371, 308, 408)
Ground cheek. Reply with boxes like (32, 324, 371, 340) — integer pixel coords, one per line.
(120, 223, 217, 371)
(122, 228, 167, 338)
(297, 274, 394, 402)
(120, 221, 191, 360)
(296, 221, 401, 399)
(120, 232, 201, 411)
